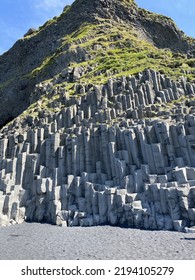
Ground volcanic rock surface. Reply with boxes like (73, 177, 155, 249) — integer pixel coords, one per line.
(0, 0, 195, 232)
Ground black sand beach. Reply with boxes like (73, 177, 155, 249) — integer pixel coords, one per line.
(0, 223, 194, 260)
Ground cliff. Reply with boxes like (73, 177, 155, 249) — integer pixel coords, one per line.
(0, 0, 194, 127)
(0, 0, 195, 232)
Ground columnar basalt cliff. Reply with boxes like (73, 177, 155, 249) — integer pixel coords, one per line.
(0, 0, 195, 232)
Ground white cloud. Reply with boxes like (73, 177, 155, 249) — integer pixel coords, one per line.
(33, 0, 67, 12)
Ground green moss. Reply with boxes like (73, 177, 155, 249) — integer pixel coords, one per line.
(62, 5, 71, 15)
(16, 17, 195, 120)
(60, 21, 195, 84)
(26, 53, 56, 78)
(21, 17, 195, 94)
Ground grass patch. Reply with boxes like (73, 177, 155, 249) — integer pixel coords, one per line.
(13, 15, 195, 120)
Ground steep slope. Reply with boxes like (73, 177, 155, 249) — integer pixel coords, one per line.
(1, 0, 195, 232)
(0, 0, 194, 127)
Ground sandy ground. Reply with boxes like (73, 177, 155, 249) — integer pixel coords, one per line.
(0, 223, 195, 260)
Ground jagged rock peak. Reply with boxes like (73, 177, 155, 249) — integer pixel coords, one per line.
(60, 0, 138, 23)
(68, 0, 138, 16)
(71, 0, 137, 10)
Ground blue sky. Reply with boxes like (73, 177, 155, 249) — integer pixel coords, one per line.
(0, 0, 194, 55)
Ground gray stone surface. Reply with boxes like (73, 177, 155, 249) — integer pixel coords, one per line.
(0, 70, 195, 232)
(0, 223, 195, 260)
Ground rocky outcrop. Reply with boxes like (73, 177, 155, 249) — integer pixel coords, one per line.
(0, 0, 194, 127)
(0, 69, 195, 232)
(0, 0, 195, 232)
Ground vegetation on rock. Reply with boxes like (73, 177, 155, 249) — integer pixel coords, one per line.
(0, 0, 194, 126)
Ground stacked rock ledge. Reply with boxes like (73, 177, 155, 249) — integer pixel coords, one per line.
(0, 69, 195, 233)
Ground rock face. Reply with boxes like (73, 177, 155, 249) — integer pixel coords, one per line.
(0, 68, 195, 232)
(0, 0, 194, 127)
(0, 0, 195, 232)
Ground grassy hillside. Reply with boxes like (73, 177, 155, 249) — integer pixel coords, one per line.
(1, 0, 195, 126)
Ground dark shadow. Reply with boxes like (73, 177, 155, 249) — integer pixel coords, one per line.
(181, 238, 195, 241)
